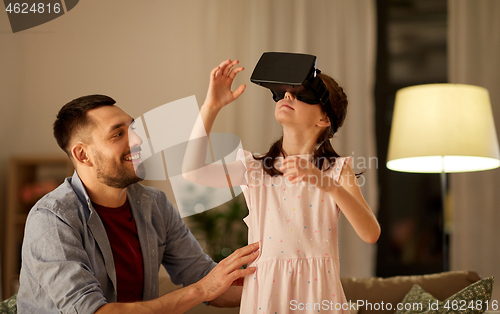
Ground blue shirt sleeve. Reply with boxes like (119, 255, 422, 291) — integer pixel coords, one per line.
(158, 193, 217, 287)
(18, 206, 108, 314)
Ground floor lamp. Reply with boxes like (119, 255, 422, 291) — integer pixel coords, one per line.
(386, 83, 500, 271)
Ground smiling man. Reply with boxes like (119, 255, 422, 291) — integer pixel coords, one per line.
(17, 95, 258, 314)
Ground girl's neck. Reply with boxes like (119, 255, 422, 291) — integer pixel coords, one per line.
(281, 127, 319, 156)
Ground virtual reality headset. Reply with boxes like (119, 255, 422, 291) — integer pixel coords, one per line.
(250, 52, 333, 121)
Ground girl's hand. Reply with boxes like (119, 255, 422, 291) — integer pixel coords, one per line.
(204, 59, 246, 111)
(280, 156, 334, 191)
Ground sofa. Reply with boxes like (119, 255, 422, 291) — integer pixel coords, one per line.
(159, 268, 484, 314)
(341, 270, 481, 314)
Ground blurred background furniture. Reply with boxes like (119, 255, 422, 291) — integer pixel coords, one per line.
(342, 270, 482, 314)
(0, 294, 17, 313)
(2, 156, 72, 299)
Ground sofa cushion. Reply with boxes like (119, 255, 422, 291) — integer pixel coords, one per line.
(341, 270, 481, 314)
(394, 276, 494, 314)
(0, 294, 17, 314)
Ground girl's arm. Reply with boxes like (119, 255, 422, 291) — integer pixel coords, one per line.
(329, 163, 380, 243)
(182, 60, 247, 187)
(280, 157, 380, 243)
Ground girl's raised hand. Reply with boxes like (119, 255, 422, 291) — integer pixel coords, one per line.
(205, 59, 246, 110)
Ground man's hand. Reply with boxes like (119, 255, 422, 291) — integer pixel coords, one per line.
(194, 241, 259, 302)
(95, 242, 259, 314)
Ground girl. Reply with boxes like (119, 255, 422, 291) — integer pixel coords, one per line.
(183, 59, 380, 313)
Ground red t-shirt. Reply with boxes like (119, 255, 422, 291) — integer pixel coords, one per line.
(93, 199, 144, 302)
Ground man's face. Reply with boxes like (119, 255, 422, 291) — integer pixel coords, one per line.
(86, 106, 145, 189)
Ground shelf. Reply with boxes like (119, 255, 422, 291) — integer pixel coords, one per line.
(2, 155, 73, 299)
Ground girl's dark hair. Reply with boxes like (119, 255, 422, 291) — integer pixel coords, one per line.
(254, 73, 349, 176)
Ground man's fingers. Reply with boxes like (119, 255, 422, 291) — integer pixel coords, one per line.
(232, 246, 259, 268)
(230, 267, 256, 282)
(226, 267, 256, 286)
(230, 267, 257, 286)
(222, 242, 259, 266)
(216, 251, 257, 283)
(234, 242, 260, 257)
(222, 249, 258, 277)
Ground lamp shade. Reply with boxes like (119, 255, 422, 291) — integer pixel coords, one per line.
(387, 84, 500, 173)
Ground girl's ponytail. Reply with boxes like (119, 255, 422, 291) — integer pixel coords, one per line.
(255, 137, 286, 176)
(313, 138, 340, 171)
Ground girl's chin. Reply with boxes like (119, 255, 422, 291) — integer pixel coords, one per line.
(275, 113, 292, 124)
(275, 116, 300, 127)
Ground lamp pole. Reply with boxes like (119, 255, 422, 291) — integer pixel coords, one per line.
(440, 158, 448, 272)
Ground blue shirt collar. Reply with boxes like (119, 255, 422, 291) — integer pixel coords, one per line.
(69, 170, 93, 208)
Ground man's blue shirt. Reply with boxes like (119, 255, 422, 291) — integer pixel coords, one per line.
(17, 171, 216, 313)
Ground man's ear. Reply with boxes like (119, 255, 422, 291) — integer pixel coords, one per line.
(71, 143, 93, 167)
(317, 114, 331, 128)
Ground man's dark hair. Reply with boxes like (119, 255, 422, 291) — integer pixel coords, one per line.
(53, 94, 116, 156)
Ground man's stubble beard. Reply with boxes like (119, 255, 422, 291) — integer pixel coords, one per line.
(94, 150, 145, 189)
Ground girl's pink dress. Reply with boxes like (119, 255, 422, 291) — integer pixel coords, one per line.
(237, 149, 351, 314)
